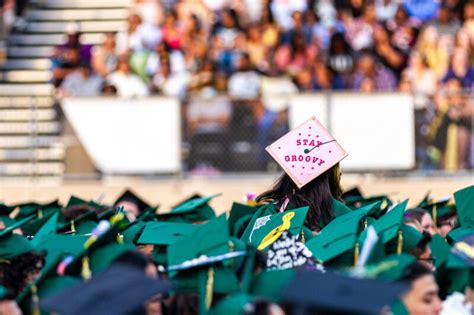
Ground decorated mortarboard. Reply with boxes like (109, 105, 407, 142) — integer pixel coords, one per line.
(454, 185, 474, 229)
(40, 265, 170, 315)
(158, 194, 218, 223)
(114, 189, 151, 213)
(240, 206, 309, 251)
(281, 270, 409, 315)
(265, 116, 348, 188)
(137, 221, 198, 246)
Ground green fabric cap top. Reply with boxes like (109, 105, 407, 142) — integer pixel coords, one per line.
(355, 254, 417, 282)
(370, 200, 408, 244)
(209, 293, 255, 315)
(157, 194, 219, 223)
(228, 203, 258, 236)
(306, 210, 360, 263)
(0, 233, 35, 260)
(138, 221, 198, 245)
(454, 185, 474, 229)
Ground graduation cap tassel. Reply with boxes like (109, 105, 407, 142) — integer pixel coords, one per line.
(70, 220, 76, 234)
(205, 267, 214, 310)
(37, 209, 43, 219)
(353, 242, 360, 267)
(397, 230, 403, 255)
(228, 240, 234, 269)
(364, 218, 368, 229)
(432, 205, 437, 230)
(81, 256, 92, 280)
(31, 284, 40, 315)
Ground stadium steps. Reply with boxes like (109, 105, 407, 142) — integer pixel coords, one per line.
(0, 0, 132, 177)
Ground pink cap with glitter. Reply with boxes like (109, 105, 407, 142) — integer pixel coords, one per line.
(266, 116, 348, 188)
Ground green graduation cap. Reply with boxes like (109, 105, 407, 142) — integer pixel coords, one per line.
(15, 200, 60, 219)
(0, 233, 36, 260)
(447, 227, 474, 243)
(31, 212, 59, 247)
(395, 224, 423, 254)
(158, 194, 219, 223)
(239, 203, 276, 242)
(345, 194, 393, 212)
(241, 206, 309, 251)
(430, 234, 452, 269)
(331, 198, 352, 218)
(454, 185, 474, 229)
(306, 211, 360, 264)
(21, 207, 62, 237)
(56, 211, 98, 235)
(138, 221, 198, 246)
(121, 221, 146, 244)
(0, 214, 35, 238)
(370, 200, 408, 245)
(228, 203, 258, 236)
(420, 196, 455, 226)
(352, 254, 416, 282)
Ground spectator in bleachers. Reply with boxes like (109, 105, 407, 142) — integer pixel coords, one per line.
(146, 42, 186, 77)
(91, 32, 119, 78)
(274, 32, 317, 75)
(442, 48, 474, 89)
(344, 2, 378, 51)
(327, 32, 354, 89)
(106, 56, 149, 98)
(161, 9, 184, 51)
(372, 24, 406, 79)
(116, 13, 159, 55)
(351, 52, 396, 91)
(385, 6, 419, 55)
(61, 24, 93, 64)
(415, 25, 450, 79)
(58, 61, 103, 97)
(374, 0, 398, 22)
(132, 0, 163, 27)
(228, 53, 261, 100)
(270, 0, 307, 31)
(401, 51, 437, 109)
(50, 47, 81, 88)
(150, 57, 190, 99)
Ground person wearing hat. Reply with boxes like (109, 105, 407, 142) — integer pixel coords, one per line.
(405, 208, 436, 236)
(257, 116, 348, 232)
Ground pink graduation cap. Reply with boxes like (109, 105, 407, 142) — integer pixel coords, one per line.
(266, 116, 348, 188)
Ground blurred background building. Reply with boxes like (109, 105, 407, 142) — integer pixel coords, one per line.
(0, 0, 471, 186)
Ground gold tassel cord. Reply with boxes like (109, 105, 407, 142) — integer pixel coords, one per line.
(354, 243, 360, 267)
(364, 218, 368, 229)
(31, 285, 40, 315)
(37, 209, 43, 219)
(205, 267, 214, 310)
(397, 230, 403, 255)
(228, 240, 234, 269)
(432, 205, 437, 231)
(81, 256, 92, 280)
(71, 220, 76, 234)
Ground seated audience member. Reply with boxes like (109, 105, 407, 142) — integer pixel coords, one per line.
(228, 53, 261, 100)
(59, 61, 103, 97)
(91, 32, 119, 78)
(150, 58, 190, 99)
(351, 52, 396, 91)
(50, 47, 81, 88)
(106, 56, 149, 98)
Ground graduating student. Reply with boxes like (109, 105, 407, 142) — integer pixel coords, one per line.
(257, 116, 349, 232)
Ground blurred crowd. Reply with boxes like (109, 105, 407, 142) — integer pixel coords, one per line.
(49, 0, 473, 171)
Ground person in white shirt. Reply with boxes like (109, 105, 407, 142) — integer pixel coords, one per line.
(106, 57, 149, 98)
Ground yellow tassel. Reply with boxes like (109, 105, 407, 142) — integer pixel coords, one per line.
(301, 231, 305, 243)
(397, 230, 403, 255)
(364, 218, 368, 229)
(432, 205, 437, 230)
(71, 220, 76, 233)
(81, 256, 92, 280)
(31, 285, 40, 315)
(354, 242, 359, 267)
(117, 233, 124, 244)
(205, 267, 214, 310)
(37, 209, 43, 219)
(228, 240, 234, 268)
